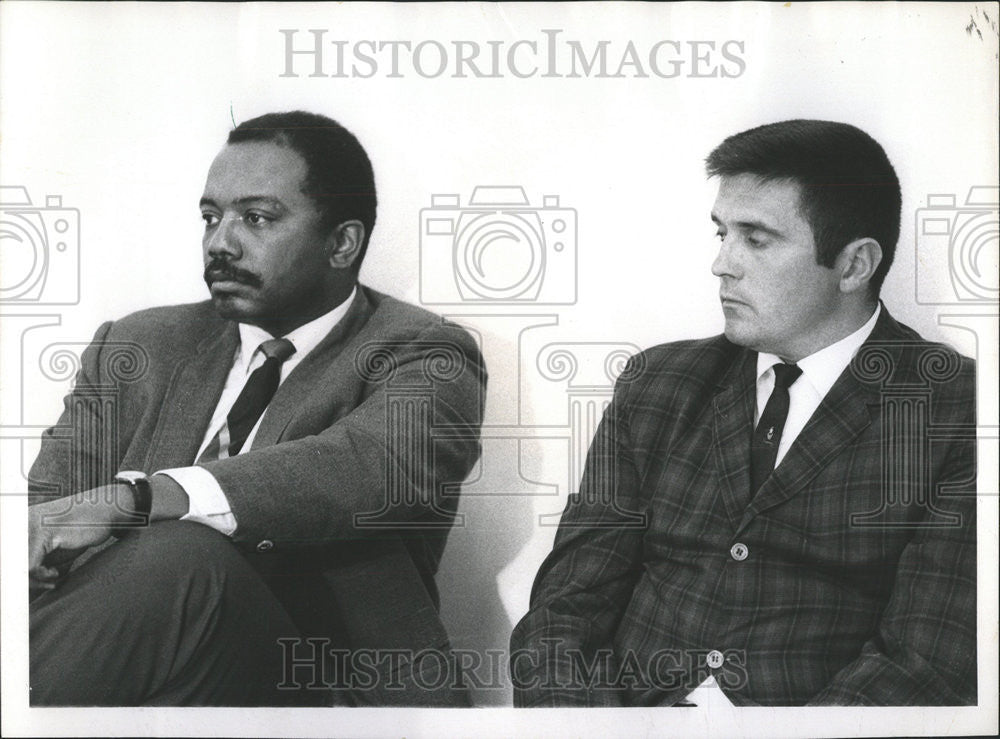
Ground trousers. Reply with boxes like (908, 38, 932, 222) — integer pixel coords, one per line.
(29, 520, 328, 706)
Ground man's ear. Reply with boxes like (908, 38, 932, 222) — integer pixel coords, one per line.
(837, 237, 882, 295)
(325, 220, 366, 270)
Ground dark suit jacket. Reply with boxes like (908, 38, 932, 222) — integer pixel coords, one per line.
(510, 307, 976, 706)
(29, 285, 486, 705)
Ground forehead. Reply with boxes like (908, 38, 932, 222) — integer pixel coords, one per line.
(202, 141, 309, 201)
(711, 173, 806, 227)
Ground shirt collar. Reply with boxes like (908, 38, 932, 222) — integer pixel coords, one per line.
(756, 303, 881, 397)
(235, 286, 358, 372)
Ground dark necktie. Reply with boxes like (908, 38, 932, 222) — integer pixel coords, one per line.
(750, 362, 802, 494)
(199, 338, 296, 461)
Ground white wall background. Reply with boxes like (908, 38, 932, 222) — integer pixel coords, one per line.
(2, 1, 997, 733)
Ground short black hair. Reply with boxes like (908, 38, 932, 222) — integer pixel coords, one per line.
(705, 119, 900, 293)
(228, 111, 377, 270)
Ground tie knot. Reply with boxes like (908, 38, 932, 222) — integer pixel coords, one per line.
(259, 338, 296, 362)
(772, 363, 802, 389)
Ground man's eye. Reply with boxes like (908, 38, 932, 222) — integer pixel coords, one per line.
(715, 230, 726, 242)
(201, 213, 219, 227)
(245, 212, 271, 226)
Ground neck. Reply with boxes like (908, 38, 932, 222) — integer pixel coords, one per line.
(777, 299, 878, 362)
(255, 282, 356, 337)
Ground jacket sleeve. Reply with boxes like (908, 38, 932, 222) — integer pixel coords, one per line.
(808, 436, 977, 705)
(29, 321, 120, 503)
(808, 363, 978, 706)
(200, 319, 486, 546)
(509, 359, 649, 707)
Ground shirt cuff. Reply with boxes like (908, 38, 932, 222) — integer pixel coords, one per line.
(155, 467, 237, 536)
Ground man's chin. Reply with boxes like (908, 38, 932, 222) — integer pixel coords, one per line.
(723, 321, 757, 349)
(209, 294, 258, 323)
(725, 325, 787, 357)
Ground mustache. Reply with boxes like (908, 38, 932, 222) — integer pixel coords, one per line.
(203, 258, 262, 288)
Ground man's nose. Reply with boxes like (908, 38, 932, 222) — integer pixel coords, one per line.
(711, 239, 738, 279)
(205, 216, 242, 259)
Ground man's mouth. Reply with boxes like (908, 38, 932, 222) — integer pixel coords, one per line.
(206, 273, 244, 287)
(203, 261, 262, 289)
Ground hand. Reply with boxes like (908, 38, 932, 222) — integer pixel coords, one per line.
(28, 485, 131, 589)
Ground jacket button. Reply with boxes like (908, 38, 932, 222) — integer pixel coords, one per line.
(706, 650, 725, 669)
(730, 542, 749, 561)
(256, 539, 274, 553)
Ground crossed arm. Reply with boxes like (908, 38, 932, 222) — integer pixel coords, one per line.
(29, 317, 486, 587)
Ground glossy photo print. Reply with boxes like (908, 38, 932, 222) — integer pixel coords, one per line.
(1, 2, 997, 738)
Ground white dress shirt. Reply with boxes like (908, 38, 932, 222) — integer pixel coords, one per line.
(754, 304, 881, 466)
(156, 287, 357, 536)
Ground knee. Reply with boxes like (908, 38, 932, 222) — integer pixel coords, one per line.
(107, 520, 261, 602)
(121, 520, 236, 570)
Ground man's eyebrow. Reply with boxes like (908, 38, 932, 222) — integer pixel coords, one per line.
(198, 196, 286, 209)
(710, 212, 783, 237)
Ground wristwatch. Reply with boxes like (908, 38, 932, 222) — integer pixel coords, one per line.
(112, 470, 153, 536)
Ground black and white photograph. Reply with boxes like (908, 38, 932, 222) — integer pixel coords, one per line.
(1, 2, 997, 737)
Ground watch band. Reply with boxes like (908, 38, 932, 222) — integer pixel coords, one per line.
(111, 471, 152, 536)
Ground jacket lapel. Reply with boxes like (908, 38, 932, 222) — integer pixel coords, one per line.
(144, 323, 239, 471)
(737, 368, 877, 531)
(251, 288, 375, 449)
(735, 308, 902, 532)
(711, 349, 758, 531)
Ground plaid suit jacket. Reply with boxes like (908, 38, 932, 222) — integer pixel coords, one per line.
(511, 308, 977, 706)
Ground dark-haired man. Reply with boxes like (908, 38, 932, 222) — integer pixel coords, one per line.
(511, 119, 977, 706)
(29, 111, 485, 706)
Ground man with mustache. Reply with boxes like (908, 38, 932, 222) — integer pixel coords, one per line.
(511, 120, 977, 706)
(28, 111, 486, 705)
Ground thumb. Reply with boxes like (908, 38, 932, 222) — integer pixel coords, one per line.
(28, 518, 57, 574)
